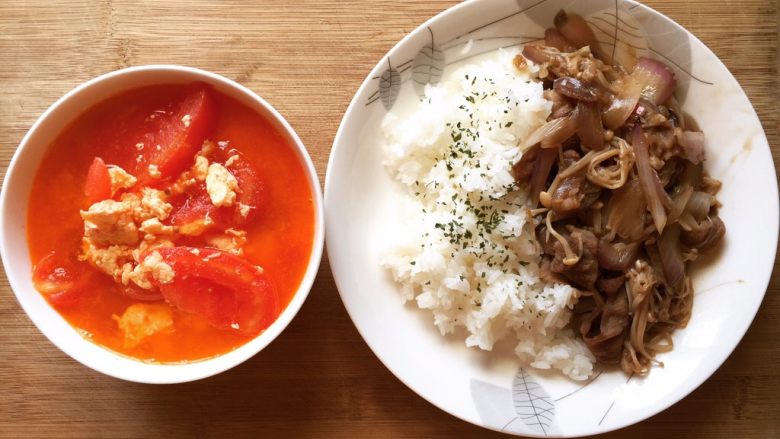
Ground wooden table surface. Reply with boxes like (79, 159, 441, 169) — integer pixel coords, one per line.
(0, 1, 777, 437)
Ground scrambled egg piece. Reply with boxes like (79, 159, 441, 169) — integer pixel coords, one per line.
(193, 155, 209, 181)
(81, 242, 134, 278)
(148, 164, 162, 179)
(169, 150, 209, 195)
(170, 175, 196, 195)
(178, 214, 215, 236)
(114, 303, 174, 349)
(138, 188, 172, 221)
(81, 199, 139, 246)
(206, 228, 247, 255)
(237, 202, 252, 218)
(80, 144, 251, 296)
(80, 187, 176, 289)
(143, 251, 175, 283)
(107, 165, 137, 195)
(121, 250, 175, 289)
(135, 237, 174, 258)
(139, 218, 174, 239)
(206, 163, 239, 207)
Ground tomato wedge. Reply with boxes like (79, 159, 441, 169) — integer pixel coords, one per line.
(227, 153, 265, 223)
(121, 284, 164, 302)
(168, 184, 233, 232)
(168, 149, 265, 233)
(32, 252, 91, 308)
(133, 84, 216, 186)
(84, 157, 111, 205)
(149, 247, 279, 335)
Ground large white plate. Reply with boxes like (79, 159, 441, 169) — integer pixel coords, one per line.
(325, 0, 778, 436)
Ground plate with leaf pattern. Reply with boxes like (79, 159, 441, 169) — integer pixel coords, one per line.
(325, 0, 777, 436)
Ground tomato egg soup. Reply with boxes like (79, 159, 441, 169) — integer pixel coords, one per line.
(27, 83, 315, 362)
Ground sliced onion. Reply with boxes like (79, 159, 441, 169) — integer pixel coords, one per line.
(678, 131, 706, 164)
(667, 97, 686, 129)
(657, 158, 681, 187)
(658, 224, 685, 291)
(528, 148, 558, 205)
(554, 77, 599, 102)
(677, 211, 698, 232)
(645, 243, 669, 286)
(551, 101, 575, 119)
(632, 124, 669, 233)
(575, 101, 605, 150)
(544, 28, 572, 52)
(513, 145, 538, 183)
(681, 216, 725, 253)
(522, 45, 551, 64)
(606, 176, 647, 241)
(602, 75, 642, 129)
(667, 184, 694, 224)
(654, 171, 673, 209)
(686, 191, 712, 221)
(680, 161, 703, 188)
(544, 89, 576, 119)
(523, 115, 577, 150)
(633, 98, 659, 118)
(598, 239, 641, 271)
(553, 10, 609, 62)
(632, 57, 676, 105)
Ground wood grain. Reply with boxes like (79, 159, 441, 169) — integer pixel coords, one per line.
(0, 1, 777, 437)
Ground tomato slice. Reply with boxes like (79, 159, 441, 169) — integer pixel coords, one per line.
(133, 84, 216, 186)
(168, 184, 233, 233)
(32, 252, 91, 308)
(84, 157, 111, 205)
(168, 149, 265, 233)
(149, 247, 279, 335)
(227, 153, 265, 223)
(121, 284, 164, 302)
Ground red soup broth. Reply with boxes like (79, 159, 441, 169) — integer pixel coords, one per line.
(27, 83, 315, 362)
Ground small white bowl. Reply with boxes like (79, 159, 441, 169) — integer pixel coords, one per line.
(0, 65, 324, 383)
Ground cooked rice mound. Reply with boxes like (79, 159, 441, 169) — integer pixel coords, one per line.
(381, 50, 595, 380)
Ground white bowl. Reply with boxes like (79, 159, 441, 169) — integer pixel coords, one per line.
(0, 65, 324, 384)
(325, 0, 778, 436)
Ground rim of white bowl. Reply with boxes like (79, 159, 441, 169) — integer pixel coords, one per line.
(0, 64, 324, 384)
(324, 0, 778, 436)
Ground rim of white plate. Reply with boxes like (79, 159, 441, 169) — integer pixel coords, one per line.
(325, 0, 778, 436)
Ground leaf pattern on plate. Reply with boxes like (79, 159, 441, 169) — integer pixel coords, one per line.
(584, 3, 648, 68)
(471, 368, 558, 436)
(470, 379, 518, 432)
(379, 58, 401, 111)
(511, 368, 555, 435)
(411, 27, 445, 96)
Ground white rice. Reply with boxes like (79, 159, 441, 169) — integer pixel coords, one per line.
(381, 49, 595, 380)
